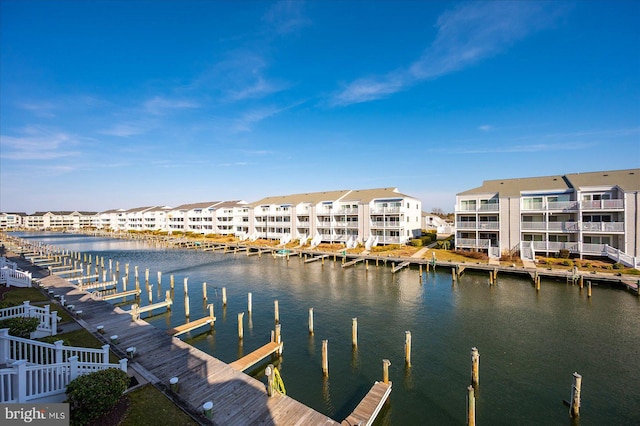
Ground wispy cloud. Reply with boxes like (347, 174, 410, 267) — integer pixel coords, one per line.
(478, 125, 493, 132)
(143, 96, 199, 115)
(232, 101, 303, 133)
(263, 0, 311, 34)
(0, 127, 82, 160)
(18, 101, 57, 118)
(100, 122, 152, 137)
(331, 2, 564, 106)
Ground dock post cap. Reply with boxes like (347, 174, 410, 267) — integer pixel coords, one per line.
(169, 377, 179, 384)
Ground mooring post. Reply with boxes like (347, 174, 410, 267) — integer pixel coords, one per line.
(452, 267, 456, 282)
(148, 285, 153, 303)
(248, 292, 252, 314)
(122, 276, 127, 292)
(135, 265, 138, 282)
(405, 331, 412, 367)
(145, 268, 149, 284)
(170, 377, 179, 393)
(570, 372, 582, 418)
(183, 277, 188, 295)
(322, 340, 329, 376)
(203, 401, 213, 420)
(170, 275, 174, 289)
(383, 359, 391, 384)
(467, 385, 476, 426)
(471, 347, 479, 388)
(265, 364, 275, 397)
(238, 312, 244, 340)
(352, 318, 358, 347)
(536, 276, 540, 291)
(202, 282, 207, 302)
(222, 287, 227, 306)
(158, 271, 162, 286)
(274, 300, 279, 324)
(308, 307, 314, 335)
(184, 293, 190, 318)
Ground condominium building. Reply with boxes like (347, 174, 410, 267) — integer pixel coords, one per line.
(0, 213, 24, 229)
(22, 211, 97, 230)
(250, 187, 422, 246)
(167, 201, 248, 235)
(455, 169, 639, 266)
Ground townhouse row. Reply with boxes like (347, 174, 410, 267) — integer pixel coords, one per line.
(454, 168, 640, 264)
(2, 188, 423, 246)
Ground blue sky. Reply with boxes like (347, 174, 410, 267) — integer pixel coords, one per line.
(1, 0, 639, 214)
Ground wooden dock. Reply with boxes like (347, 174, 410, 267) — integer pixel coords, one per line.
(342, 257, 364, 268)
(305, 254, 329, 263)
(229, 341, 284, 372)
(391, 261, 410, 273)
(341, 381, 392, 426)
(166, 315, 215, 337)
(97, 288, 141, 301)
(29, 268, 340, 425)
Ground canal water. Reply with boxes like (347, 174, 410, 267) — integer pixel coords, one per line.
(12, 233, 640, 425)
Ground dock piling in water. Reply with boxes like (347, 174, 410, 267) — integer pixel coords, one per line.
(570, 372, 582, 417)
(352, 318, 358, 348)
(238, 312, 244, 339)
(274, 300, 279, 324)
(322, 340, 328, 376)
(405, 331, 411, 367)
(309, 307, 314, 335)
(467, 385, 476, 426)
(471, 347, 479, 388)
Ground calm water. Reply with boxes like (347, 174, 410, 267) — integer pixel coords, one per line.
(12, 233, 640, 425)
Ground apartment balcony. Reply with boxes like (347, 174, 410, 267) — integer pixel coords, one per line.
(522, 201, 579, 212)
(521, 222, 579, 232)
(334, 221, 358, 228)
(581, 199, 624, 210)
(581, 222, 624, 232)
(335, 208, 359, 215)
(371, 206, 402, 214)
(296, 221, 310, 228)
(456, 204, 499, 212)
(478, 204, 500, 212)
(370, 221, 402, 229)
(531, 241, 579, 253)
(457, 238, 491, 249)
(456, 222, 499, 230)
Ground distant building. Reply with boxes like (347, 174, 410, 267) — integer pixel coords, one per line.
(422, 212, 453, 235)
(22, 211, 97, 230)
(455, 169, 639, 267)
(0, 212, 25, 229)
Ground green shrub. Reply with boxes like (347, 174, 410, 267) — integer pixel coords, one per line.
(409, 239, 423, 247)
(612, 263, 624, 270)
(561, 259, 573, 267)
(558, 249, 570, 259)
(66, 368, 130, 426)
(0, 317, 40, 338)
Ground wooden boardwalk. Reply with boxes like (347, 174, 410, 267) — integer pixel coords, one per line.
(341, 381, 392, 426)
(27, 263, 340, 425)
(229, 341, 283, 372)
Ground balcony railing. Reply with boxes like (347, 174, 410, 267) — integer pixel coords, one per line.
(370, 221, 402, 229)
(522, 201, 579, 211)
(456, 222, 499, 230)
(581, 222, 624, 232)
(456, 238, 491, 249)
(478, 204, 499, 212)
(371, 206, 401, 214)
(531, 241, 579, 252)
(582, 199, 624, 210)
(521, 222, 579, 232)
(336, 208, 359, 214)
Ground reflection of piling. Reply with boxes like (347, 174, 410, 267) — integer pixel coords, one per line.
(587, 281, 592, 298)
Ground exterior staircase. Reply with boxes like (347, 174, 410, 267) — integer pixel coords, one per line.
(0, 328, 127, 403)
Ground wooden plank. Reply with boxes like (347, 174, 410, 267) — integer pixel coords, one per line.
(100, 288, 141, 301)
(229, 341, 283, 371)
(166, 316, 215, 336)
(392, 261, 410, 273)
(341, 381, 391, 426)
(342, 258, 364, 268)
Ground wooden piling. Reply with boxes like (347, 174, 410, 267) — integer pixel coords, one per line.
(248, 292, 252, 313)
(158, 271, 162, 286)
(587, 281, 592, 297)
(274, 300, 279, 324)
(322, 340, 328, 376)
(148, 285, 153, 303)
(145, 268, 149, 284)
(570, 372, 582, 418)
(123, 276, 127, 291)
(238, 312, 244, 339)
(222, 287, 227, 306)
(382, 359, 391, 384)
(471, 347, 479, 388)
(352, 318, 358, 347)
(536, 276, 540, 291)
(170, 275, 175, 289)
(203, 282, 207, 302)
(183, 277, 188, 295)
(308, 307, 314, 335)
(467, 385, 475, 426)
(405, 331, 411, 367)
(184, 293, 190, 318)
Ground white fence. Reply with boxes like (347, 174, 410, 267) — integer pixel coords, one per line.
(0, 329, 127, 403)
(0, 302, 58, 338)
(0, 267, 32, 288)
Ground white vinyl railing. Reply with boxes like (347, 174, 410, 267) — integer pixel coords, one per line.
(0, 302, 58, 337)
(0, 257, 17, 270)
(582, 199, 624, 209)
(581, 222, 624, 232)
(0, 329, 108, 365)
(456, 238, 491, 248)
(604, 245, 639, 268)
(0, 267, 32, 288)
(0, 357, 127, 403)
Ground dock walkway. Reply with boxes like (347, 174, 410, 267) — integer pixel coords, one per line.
(341, 381, 392, 426)
(229, 341, 283, 372)
(22, 258, 339, 425)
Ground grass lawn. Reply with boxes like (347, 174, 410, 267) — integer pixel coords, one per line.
(121, 384, 199, 426)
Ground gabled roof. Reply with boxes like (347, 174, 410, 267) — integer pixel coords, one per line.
(125, 206, 155, 213)
(565, 169, 639, 191)
(341, 187, 412, 203)
(172, 201, 221, 210)
(457, 168, 640, 197)
(249, 188, 414, 207)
